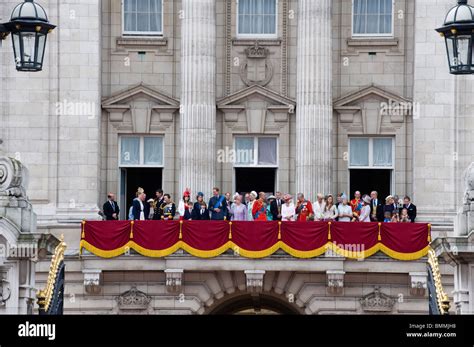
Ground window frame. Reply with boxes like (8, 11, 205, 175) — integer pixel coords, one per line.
(348, 137, 395, 169)
(351, 0, 395, 38)
(122, 0, 164, 37)
(233, 135, 279, 168)
(236, 0, 279, 39)
(119, 135, 165, 168)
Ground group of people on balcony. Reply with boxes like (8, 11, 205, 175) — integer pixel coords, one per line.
(102, 187, 417, 223)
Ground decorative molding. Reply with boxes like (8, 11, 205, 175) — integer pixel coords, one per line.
(83, 269, 102, 295)
(281, 0, 289, 96)
(115, 286, 151, 310)
(225, 0, 232, 95)
(245, 270, 265, 293)
(334, 84, 412, 108)
(409, 272, 427, 297)
(217, 85, 295, 108)
(244, 41, 269, 59)
(344, 38, 401, 56)
(165, 269, 183, 293)
(326, 270, 345, 295)
(232, 38, 281, 46)
(102, 83, 180, 108)
(359, 287, 396, 313)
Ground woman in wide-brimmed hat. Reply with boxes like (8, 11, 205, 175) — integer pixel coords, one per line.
(358, 194, 372, 222)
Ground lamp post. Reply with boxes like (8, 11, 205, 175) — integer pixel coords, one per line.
(436, 0, 474, 75)
(0, 0, 55, 72)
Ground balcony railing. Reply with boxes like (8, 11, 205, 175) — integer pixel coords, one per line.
(80, 221, 431, 261)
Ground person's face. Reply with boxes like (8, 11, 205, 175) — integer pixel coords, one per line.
(213, 189, 219, 197)
(404, 198, 410, 205)
(318, 196, 323, 203)
(245, 194, 250, 201)
(225, 193, 231, 200)
(198, 196, 203, 202)
(337, 196, 342, 203)
(140, 193, 146, 201)
(184, 196, 190, 202)
(109, 194, 115, 201)
(370, 192, 377, 199)
(259, 193, 266, 200)
(355, 192, 361, 199)
(384, 212, 391, 219)
(235, 196, 242, 204)
(156, 192, 162, 199)
(327, 196, 333, 205)
(250, 195, 255, 201)
(298, 196, 304, 202)
(276, 192, 282, 200)
(164, 195, 170, 203)
(342, 198, 348, 205)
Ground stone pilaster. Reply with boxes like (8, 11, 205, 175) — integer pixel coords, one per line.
(180, 0, 216, 199)
(295, 0, 333, 200)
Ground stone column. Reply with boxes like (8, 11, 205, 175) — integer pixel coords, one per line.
(180, 0, 216, 199)
(295, 0, 333, 200)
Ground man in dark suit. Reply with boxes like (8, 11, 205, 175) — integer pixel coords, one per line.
(132, 190, 150, 220)
(270, 191, 283, 221)
(153, 189, 165, 220)
(103, 193, 120, 220)
(208, 187, 228, 220)
(403, 196, 417, 223)
(370, 191, 384, 222)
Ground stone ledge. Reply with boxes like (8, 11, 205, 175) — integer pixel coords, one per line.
(232, 38, 281, 46)
(347, 38, 399, 47)
(116, 36, 168, 49)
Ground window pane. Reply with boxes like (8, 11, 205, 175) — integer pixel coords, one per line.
(238, 0, 276, 35)
(235, 137, 255, 165)
(373, 138, 393, 166)
(350, 138, 369, 166)
(125, 0, 162, 33)
(121, 137, 140, 165)
(258, 138, 277, 165)
(144, 137, 163, 165)
(353, 0, 392, 35)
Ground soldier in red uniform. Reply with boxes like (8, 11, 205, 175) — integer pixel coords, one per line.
(295, 193, 314, 222)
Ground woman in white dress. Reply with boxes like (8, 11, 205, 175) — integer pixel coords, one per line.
(358, 195, 372, 222)
(323, 195, 338, 221)
(281, 194, 296, 221)
(247, 191, 257, 221)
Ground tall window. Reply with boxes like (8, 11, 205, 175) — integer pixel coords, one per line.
(349, 137, 394, 168)
(120, 136, 164, 167)
(353, 0, 393, 37)
(237, 0, 277, 37)
(123, 0, 163, 36)
(234, 137, 278, 167)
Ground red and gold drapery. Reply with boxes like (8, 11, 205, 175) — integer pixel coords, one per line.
(80, 221, 431, 261)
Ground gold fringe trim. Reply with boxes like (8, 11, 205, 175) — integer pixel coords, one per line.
(229, 222, 233, 240)
(179, 220, 183, 240)
(280, 242, 327, 259)
(229, 241, 281, 258)
(278, 222, 282, 240)
(130, 221, 134, 239)
(379, 244, 430, 261)
(428, 224, 432, 242)
(328, 222, 332, 240)
(181, 241, 233, 258)
(328, 242, 380, 259)
(130, 241, 181, 258)
(378, 223, 382, 241)
(79, 240, 133, 258)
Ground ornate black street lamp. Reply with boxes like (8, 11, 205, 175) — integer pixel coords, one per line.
(437, 0, 474, 75)
(0, 0, 55, 72)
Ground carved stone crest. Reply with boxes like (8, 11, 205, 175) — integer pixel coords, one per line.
(359, 287, 395, 313)
(240, 41, 273, 87)
(115, 286, 151, 310)
(0, 155, 29, 198)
